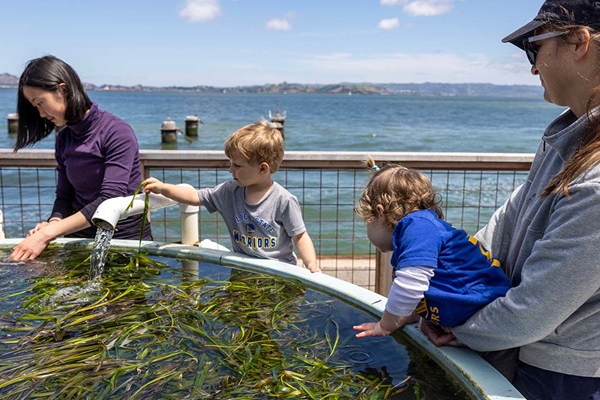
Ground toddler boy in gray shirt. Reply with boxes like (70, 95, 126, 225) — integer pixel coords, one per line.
(143, 119, 320, 273)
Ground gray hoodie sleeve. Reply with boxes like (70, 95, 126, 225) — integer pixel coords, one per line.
(453, 180, 600, 351)
(474, 183, 524, 275)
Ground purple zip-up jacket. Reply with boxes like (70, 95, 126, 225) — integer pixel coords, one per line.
(50, 103, 151, 239)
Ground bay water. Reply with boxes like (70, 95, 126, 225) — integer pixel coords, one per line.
(0, 89, 564, 153)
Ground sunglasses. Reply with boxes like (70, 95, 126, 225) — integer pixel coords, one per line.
(522, 31, 568, 65)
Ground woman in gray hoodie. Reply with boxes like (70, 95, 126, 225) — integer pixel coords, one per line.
(421, 1, 600, 399)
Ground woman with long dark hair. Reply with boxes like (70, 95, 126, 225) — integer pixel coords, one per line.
(10, 55, 151, 261)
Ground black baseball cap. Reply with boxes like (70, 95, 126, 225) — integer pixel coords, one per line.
(502, 0, 600, 49)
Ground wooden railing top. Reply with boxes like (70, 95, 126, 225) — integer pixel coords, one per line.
(0, 149, 534, 171)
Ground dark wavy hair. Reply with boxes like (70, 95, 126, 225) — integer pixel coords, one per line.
(14, 55, 92, 150)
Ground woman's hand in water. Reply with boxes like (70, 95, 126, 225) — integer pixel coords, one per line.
(11, 213, 88, 261)
(10, 230, 52, 261)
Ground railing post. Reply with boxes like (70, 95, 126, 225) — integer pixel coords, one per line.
(180, 204, 199, 245)
(0, 209, 4, 240)
(375, 250, 392, 297)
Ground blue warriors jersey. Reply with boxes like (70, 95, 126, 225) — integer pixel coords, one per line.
(391, 209, 511, 327)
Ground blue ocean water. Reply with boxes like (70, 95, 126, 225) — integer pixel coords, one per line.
(0, 89, 564, 153)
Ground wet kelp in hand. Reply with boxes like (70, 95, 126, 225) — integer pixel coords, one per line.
(0, 250, 414, 399)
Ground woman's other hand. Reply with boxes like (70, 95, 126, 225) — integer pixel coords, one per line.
(420, 319, 465, 347)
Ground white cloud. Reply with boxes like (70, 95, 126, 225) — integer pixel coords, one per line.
(179, 0, 221, 22)
(381, 0, 454, 16)
(403, 0, 453, 16)
(380, 0, 409, 5)
(378, 18, 400, 30)
(266, 19, 292, 31)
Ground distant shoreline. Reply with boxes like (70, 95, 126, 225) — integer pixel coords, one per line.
(0, 73, 542, 97)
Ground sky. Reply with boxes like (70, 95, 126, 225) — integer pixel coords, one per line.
(0, 0, 545, 87)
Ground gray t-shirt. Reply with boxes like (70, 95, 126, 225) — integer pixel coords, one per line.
(198, 180, 306, 265)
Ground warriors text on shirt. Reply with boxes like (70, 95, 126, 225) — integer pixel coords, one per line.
(232, 229, 277, 249)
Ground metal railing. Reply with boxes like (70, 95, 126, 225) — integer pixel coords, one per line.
(0, 149, 533, 292)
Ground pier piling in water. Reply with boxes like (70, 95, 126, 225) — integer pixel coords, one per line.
(185, 115, 200, 137)
(269, 107, 286, 138)
(7, 113, 18, 135)
(160, 116, 178, 144)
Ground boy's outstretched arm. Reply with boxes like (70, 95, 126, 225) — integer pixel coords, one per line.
(143, 177, 202, 206)
(293, 231, 320, 273)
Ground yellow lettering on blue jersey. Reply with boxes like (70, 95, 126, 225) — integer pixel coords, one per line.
(415, 298, 428, 318)
(468, 235, 502, 268)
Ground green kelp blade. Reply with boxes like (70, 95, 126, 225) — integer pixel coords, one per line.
(53, 288, 110, 329)
(124, 182, 144, 214)
(129, 367, 182, 399)
(324, 317, 340, 359)
(137, 192, 150, 249)
(122, 182, 150, 250)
